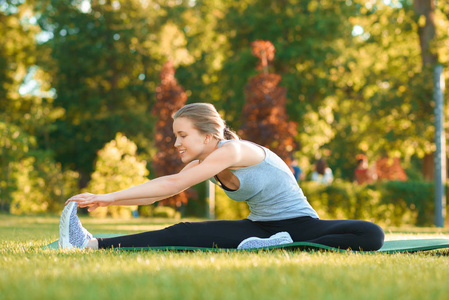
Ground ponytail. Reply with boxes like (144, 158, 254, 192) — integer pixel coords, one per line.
(224, 127, 239, 140)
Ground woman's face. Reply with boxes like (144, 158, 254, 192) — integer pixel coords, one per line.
(173, 117, 209, 163)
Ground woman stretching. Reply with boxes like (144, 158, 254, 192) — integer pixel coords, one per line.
(59, 103, 384, 251)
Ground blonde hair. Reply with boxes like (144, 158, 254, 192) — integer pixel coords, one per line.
(173, 103, 238, 140)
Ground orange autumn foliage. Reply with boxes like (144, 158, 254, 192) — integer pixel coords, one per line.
(152, 61, 189, 208)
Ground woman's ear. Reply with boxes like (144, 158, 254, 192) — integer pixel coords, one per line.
(204, 134, 213, 144)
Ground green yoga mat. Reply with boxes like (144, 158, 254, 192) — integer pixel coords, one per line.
(43, 234, 449, 253)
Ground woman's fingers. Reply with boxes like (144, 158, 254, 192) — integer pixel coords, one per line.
(65, 193, 96, 206)
(87, 204, 99, 212)
(64, 193, 113, 208)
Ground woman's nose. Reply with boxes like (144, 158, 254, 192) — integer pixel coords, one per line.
(174, 137, 180, 147)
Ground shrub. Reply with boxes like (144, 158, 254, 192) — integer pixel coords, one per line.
(214, 179, 446, 226)
(86, 133, 149, 218)
(10, 156, 79, 215)
(301, 180, 442, 226)
(379, 181, 434, 226)
(215, 188, 250, 220)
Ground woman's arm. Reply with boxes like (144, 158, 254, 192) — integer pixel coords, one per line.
(67, 160, 200, 211)
(66, 143, 241, 209)
(83, 194, 180, 212)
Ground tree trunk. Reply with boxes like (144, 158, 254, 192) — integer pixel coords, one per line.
(414, 0, 437, 65)
(422, 152, 434, 181)
(414, 0, 438, 179)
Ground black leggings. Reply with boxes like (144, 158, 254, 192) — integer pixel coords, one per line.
(97, 217, 385, 251)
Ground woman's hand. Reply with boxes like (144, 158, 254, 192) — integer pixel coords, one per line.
(65, 193, 114, 212)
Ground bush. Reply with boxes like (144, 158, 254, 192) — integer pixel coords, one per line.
(214, 179, 447, 226)
(10, 156, 79, 215)
(215, 188, 250, 220)
(379, 181, 434, 226)
(301, 180, 382, 221)
(301, 180, 443, 226)
(86, 133, 149, 218)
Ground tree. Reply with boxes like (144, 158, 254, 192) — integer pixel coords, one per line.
(86, 133, 149, 218)
(36, 0, 162, 183)
(328, 1, 430, 177)
(1, 0, 77, 213)
(240, 40, 297, 166)
(151, 61, 188, 208)
(161, 0, 234, 116)
(0, 2, 38, 211)
(325, 0, 449, 179)
(413, 0, 439, 180)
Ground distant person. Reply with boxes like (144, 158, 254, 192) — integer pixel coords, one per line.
(311, 159, 333, 184)
(291, 159, 305, 181)
(354, 154, 377, 185)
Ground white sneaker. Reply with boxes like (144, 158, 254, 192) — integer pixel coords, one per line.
(237, 232, 294, 249)
(59, 202, 93, 249)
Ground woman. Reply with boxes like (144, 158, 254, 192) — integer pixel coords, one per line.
(311, 159, 334, 184)
(60, 103, 384, 251)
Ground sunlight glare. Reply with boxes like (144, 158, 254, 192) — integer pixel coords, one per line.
(352, 25, 364, 36)
(80, 0, 91, 13)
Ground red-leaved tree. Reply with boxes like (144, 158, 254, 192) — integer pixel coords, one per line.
(152, 61, 188, 208)
(375, 157, 408, 181)
(240, 40, 298, 167)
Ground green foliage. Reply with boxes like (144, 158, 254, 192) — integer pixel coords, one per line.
(36, 0, 162, 177)
(152, 206, 181, 219)
(86, 133, 149, 218)
(330, 1, 434, 167)
(215, 187, 250, 220)
(301, 179, 447, 227)
(0, 1, 74, 214)
(379, 180, 435, 226)
(1, 112, 77, 215)
(138, 203, 180, 219)
(10, 156, 79, 214)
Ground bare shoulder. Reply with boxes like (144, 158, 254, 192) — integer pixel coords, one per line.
(220, 140, 265, 168)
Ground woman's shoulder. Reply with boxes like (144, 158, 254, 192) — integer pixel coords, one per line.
(220, 140, 265, 153)
(218, 139, 265, 167)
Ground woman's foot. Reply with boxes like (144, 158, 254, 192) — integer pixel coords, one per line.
(59, 202, 93, 249)
(237, 231, 293, 249)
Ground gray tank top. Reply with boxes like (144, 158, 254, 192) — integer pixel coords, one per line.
(210, 140, 319, 221)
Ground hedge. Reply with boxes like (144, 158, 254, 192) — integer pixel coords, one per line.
(215, 180, 448, 227)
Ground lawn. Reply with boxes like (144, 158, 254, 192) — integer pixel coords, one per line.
(1, 214, 449, 300)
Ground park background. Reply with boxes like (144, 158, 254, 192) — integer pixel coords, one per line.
(2, 0, 449, 227)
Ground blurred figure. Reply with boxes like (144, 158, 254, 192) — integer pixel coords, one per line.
(354, 154, 377, 185)
(311, 159, 333, 184)
(291, 159, 305, 181)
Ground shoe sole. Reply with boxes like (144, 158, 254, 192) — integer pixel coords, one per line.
(238, 232, 293, 249)
(58, 202, 76, 249)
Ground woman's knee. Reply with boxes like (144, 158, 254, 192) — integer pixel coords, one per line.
(361, 221, 385, 250)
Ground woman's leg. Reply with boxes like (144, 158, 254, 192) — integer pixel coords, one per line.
(97, 219, 272, 249)
(258, 217, 385, 251)
(301, 219, 384, 250)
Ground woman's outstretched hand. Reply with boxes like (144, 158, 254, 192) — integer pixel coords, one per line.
(65, 193, 114, 212)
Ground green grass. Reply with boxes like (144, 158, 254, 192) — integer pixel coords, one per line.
(1, 214, 449, 300)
